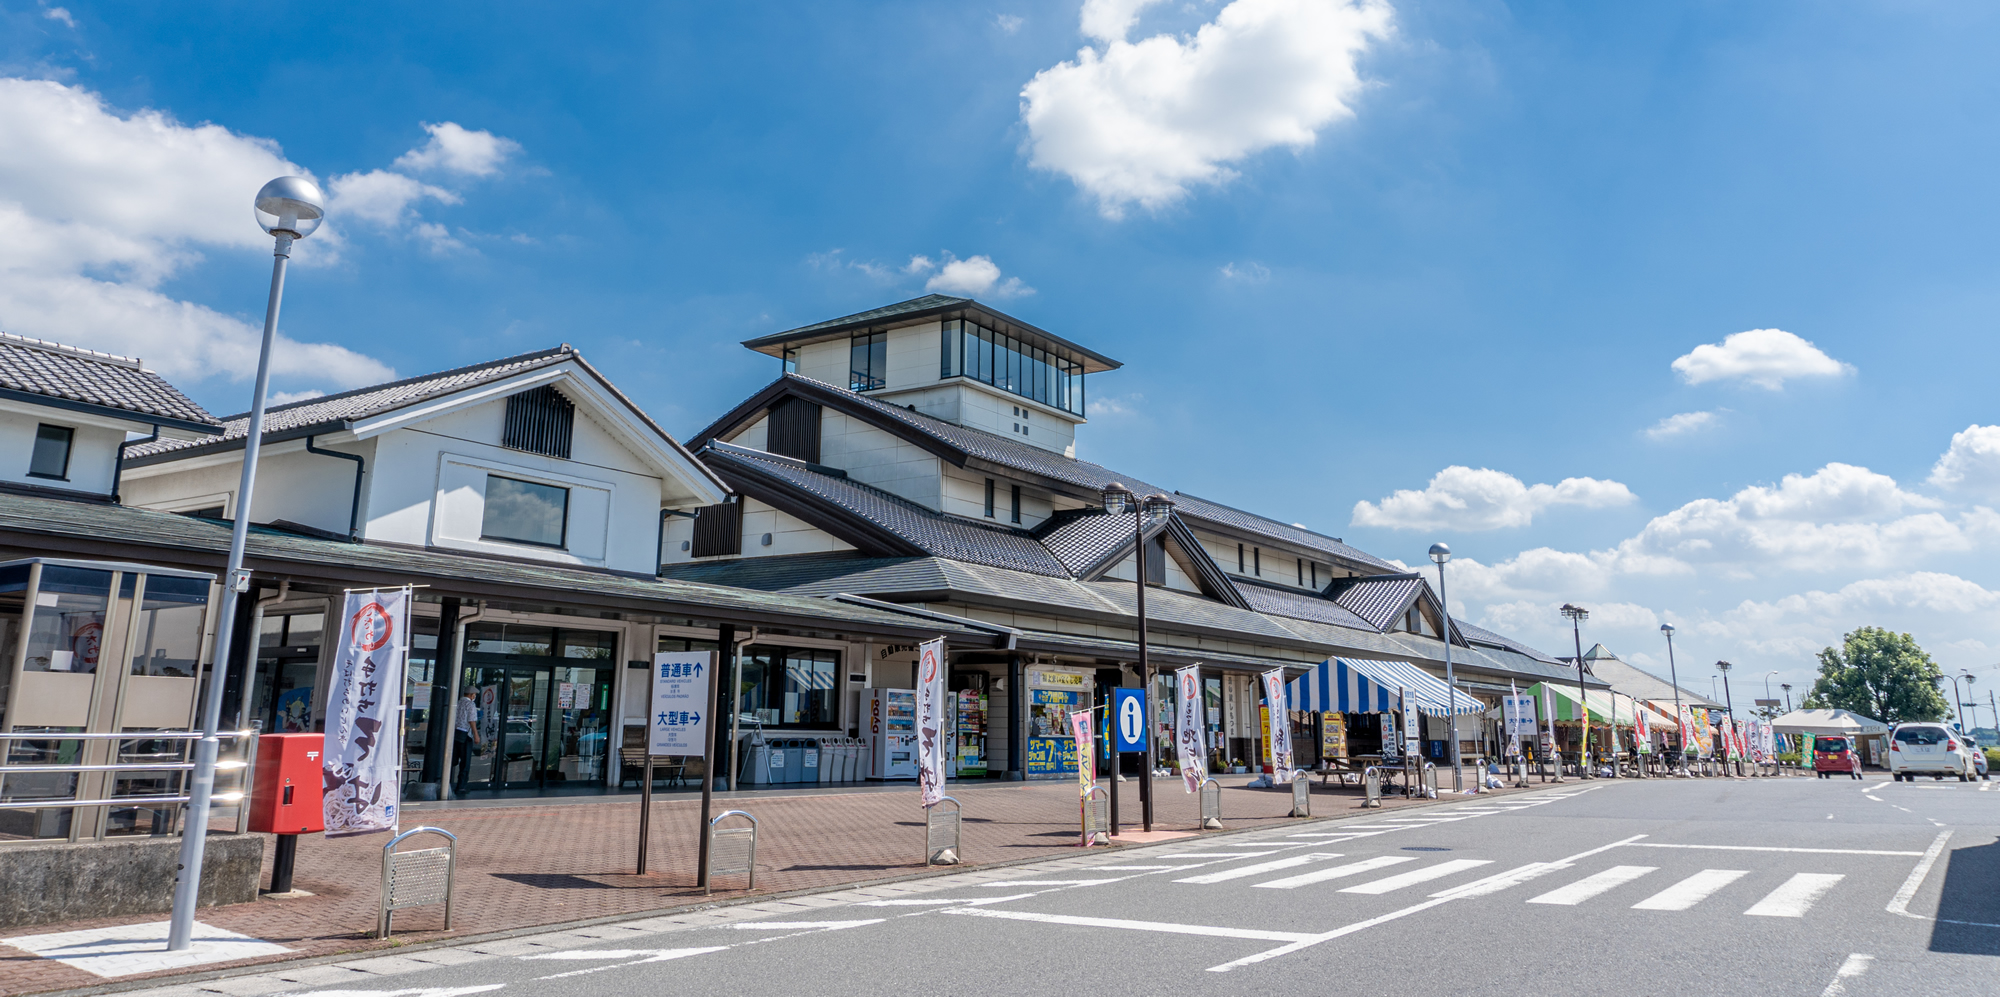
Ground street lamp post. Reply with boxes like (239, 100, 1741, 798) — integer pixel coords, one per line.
(1101, 483, 1173, 833)
(1950, 672, 1976, 732)
(1429, 544, 1460, 792)
(1781, 683, 1793, 714)
(1560, 604, 1590, 778)
(1764, 670, 1779, 718)
(1660, 624, 1685, 767)
(168, 176, 326, 952)
(1717, 660, 1735, 768)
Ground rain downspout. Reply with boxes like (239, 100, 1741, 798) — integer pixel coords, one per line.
(304, 435, 364, 541)
(111, 424, 159, 503)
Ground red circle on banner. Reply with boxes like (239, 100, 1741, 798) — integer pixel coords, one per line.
(351, 602, 393, 651)
(920, 647, 938, 684)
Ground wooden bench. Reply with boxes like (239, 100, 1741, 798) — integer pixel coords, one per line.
(619, 746, 691, 788)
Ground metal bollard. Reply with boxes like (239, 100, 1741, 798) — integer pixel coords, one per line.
(1471, 757, 1487, 794)
(1200, 777, 1224, 829)
(926, 795, 962, 865)
(1362, 766, 1383, 808)
(378, 827, 456, 939)
(1083, 786, 1112, 845)
(1514, 757, 1530, 788)
(707, 810, 758, 894)
(1420, 762, 1438, 798)
(1290, 773, 1310, 817)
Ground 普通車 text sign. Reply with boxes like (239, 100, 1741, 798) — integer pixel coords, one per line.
(651, 650, 713, 757)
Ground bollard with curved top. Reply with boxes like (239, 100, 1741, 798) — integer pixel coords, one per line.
(1082, 786, 1111, 845)
(1514, 757, 1530, 788)
(379, 827, 456, 939)
(1362, 765, 1382, 808)
(1289, 772, 1310, 817)
(926, 795, 962, 865)
(707, 809, 758, 894)
(1199, 777, 1224, 829)
(1471, 757, 1488, 794)
(1420, 761, 1438, 798)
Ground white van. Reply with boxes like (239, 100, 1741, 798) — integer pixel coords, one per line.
(1886, 723, 1972, 782)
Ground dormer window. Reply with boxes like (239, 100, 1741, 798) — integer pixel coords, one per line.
(940, 319, 1085, 416)
(849, 332, 886, 391)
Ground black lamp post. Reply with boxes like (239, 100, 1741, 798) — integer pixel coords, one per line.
(1717, 660, 1734, 766)
(1101, 482, 1173, 833)
(1560, 604, 1589, 778)
(1781, 682, 1792, 714)
(1951, 672, 1976, 731)
(1661, 623, 1685, 764)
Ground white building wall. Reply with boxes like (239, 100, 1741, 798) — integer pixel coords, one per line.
(0, 405, 139, 496)
(794, 340, 848, 386)
(939, 464, 1055, 529)
(124, 440, 369, 533)
(729, 415, 769, 452)
(819, 411, 941, 509)
(872, 381, 1079, 459)
(1097, 548, 1204, 595)
(880, 321, 941, 392)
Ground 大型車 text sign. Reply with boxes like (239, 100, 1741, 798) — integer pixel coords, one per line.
(651, 650, 713, 757)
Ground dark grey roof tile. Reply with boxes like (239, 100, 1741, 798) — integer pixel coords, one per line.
(0, 333, 219, 430)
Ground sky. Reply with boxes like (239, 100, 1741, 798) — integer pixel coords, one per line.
(5, 0, 2000, 722)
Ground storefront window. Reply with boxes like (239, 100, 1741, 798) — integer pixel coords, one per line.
(738, 645, 837, 729)
(23, 566, 111, 674)
(127, 575, 210, 677)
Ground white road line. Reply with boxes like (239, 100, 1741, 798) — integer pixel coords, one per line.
(978, 879, 1120, 887)
(1339, 859, 1492, 895)
(1253, 855, 1411, 890)
(1745, 874, 1844, 917)
(1865, 794, 1883, 801)
(1154, 851, 1279, 859)
(1175, 853, 1345, 884)
(1631, 843, 1923, 856)
(526, 948, 726, 961)
(1209, 833, 1642, 973)
(731, 920, 885, 930)
(1886, 830, 1952, 919)
(1631, 870, 1749, 911)
(1864, 781, 1891, 791)
(942, 907, 1311, 942)
(1527, 866, 1657, 906)
(1820, 953, 1873, 997)
(855, 895, 1035, 907)
(1432, 862, 1570, 899)
(1080, 865, 1179, 871)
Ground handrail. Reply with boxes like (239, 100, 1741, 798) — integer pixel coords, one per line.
(0, 729, 259, 841)
(0, 761, 249, 774)
(0, 730, 257, 741)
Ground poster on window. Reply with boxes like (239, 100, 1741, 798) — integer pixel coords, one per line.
(322, 586, 411, 838)
(649, 649, 712, 757)
(1175, 665, 1207, 793)
(914, 637, 947, 806)
(1260, 669, 1293, 781)
(1321, 712, 1347, 759)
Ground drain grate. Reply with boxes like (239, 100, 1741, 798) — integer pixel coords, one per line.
(1402, 846, 1451, 852)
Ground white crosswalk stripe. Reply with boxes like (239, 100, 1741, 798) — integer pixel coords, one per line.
(1745, 873, 1844, 917)
(1631, 869, 1748, 911)
(1339, 859, 1493, 895)
(1527, 866, 1657, 906)
(1254, 855, 1412, 890)
(1175, 853, 1345, 885)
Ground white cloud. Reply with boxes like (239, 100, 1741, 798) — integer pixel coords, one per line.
(924, 253, 1034, 299)
(1352, 466, 1636, 531)
(1020, 0, 1392, 217)
(267, 389, 326, 406)
(1645, 410, 1719, 441)
(995, 13, 1025, 34)
(1670, 328, 1851, 390)
(328, 169, 460, 227)
(1219, 261, 1270, 283)
(0, 77, 393, 389)
(393, 122, 520, 178)
(42, 5, 76, 28)
(1928, 424, 2000, 502)
(903, 255, 936, 275)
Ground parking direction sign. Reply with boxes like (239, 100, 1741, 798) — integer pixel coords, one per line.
(1113, 687, 1147, 752)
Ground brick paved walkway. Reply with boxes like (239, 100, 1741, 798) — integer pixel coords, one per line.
(0, 774, 1543, 995)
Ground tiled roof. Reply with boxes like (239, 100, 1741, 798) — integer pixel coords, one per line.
(1035, 508, 1146, 577)
(759, 295, 971, 341)
(703, 442, 1071, 578)
(1235, 578, 1380, 632)
(128, 347, 573, 459)
(0, 332, 220, 431)
(1169, 492, 1401, 573)
(1324, 573, 1425, 630)
(743, 295, 1123, 372)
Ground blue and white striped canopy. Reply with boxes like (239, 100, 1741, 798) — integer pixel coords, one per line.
(1287, 657, 1481, 716)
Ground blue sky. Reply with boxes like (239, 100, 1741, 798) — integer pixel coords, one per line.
(5, 1, 2000, 716)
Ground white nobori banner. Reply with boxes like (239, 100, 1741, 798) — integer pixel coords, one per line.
(322, 587, 411, 838)
(1260, 669, 1293, 782)
(915, 637, 948, 806)
(1175, 665, 1207, 793)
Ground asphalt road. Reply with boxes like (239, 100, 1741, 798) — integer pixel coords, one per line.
(133, 773, 1999, 997)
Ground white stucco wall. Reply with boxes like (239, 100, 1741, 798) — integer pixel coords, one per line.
(819, 411, 941, 509)
(0, 404, 143, 496)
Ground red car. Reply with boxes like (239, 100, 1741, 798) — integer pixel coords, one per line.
(1815, 736, 1861, 778)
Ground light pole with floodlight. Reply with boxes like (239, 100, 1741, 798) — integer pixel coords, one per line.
(1560, 604, 1590, 777)
(1951, 671, 1976, 732)
(1660, 623, 1685, 765)
(1781, 682, 1793, 714)
(1100, 483, 1174, 833)
(168, 176, 325, 952)
(1430, 543, 1461, 791)
(1717, 660, 1735, 767)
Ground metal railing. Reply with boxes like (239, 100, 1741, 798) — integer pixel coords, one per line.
(926, 795, 961, 865)
(0, 729, 258, 842)
(708, 810, 758, 893)
(378, 826, 456, 938)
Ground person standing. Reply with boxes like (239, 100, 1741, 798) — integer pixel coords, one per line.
(453, 689, 482, 795)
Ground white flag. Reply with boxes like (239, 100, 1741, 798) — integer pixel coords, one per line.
(1175, 665, 1207, 793)
(1260, 669, 1293, 782)
(323, 587, 410, 838)
(915, 638, 948, 806)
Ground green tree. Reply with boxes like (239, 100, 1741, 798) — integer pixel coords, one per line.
(1801, 626, 1950, 724)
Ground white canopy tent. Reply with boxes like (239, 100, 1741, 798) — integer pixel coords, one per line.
(1769, 708, 1888, 736)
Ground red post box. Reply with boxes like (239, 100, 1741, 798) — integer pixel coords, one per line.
(248, 732, 325, 834)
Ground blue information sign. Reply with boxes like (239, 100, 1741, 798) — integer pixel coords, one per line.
(1113, 687, 1147, 752)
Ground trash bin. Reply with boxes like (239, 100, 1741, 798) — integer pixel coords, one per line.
(779, 739, 803, 783)
(802, 738, 822, 784)
(843, 738, 859, 782)
(744, 737, 774, 785)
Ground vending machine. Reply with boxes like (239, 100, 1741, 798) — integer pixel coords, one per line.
(866, 688, 918, 779)
(954, 687, 988, 777)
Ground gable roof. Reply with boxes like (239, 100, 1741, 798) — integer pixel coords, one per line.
(122, 345, 727, 500)
(1453, 619, 1561, 664)
(742, 295, 1123, 373)
(0, 332, 221, 434)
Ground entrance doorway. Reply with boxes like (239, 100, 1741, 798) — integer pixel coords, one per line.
(457, 624, 616, 794)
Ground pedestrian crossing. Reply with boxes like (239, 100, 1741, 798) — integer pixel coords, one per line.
(1183, 852, 1851, 917)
